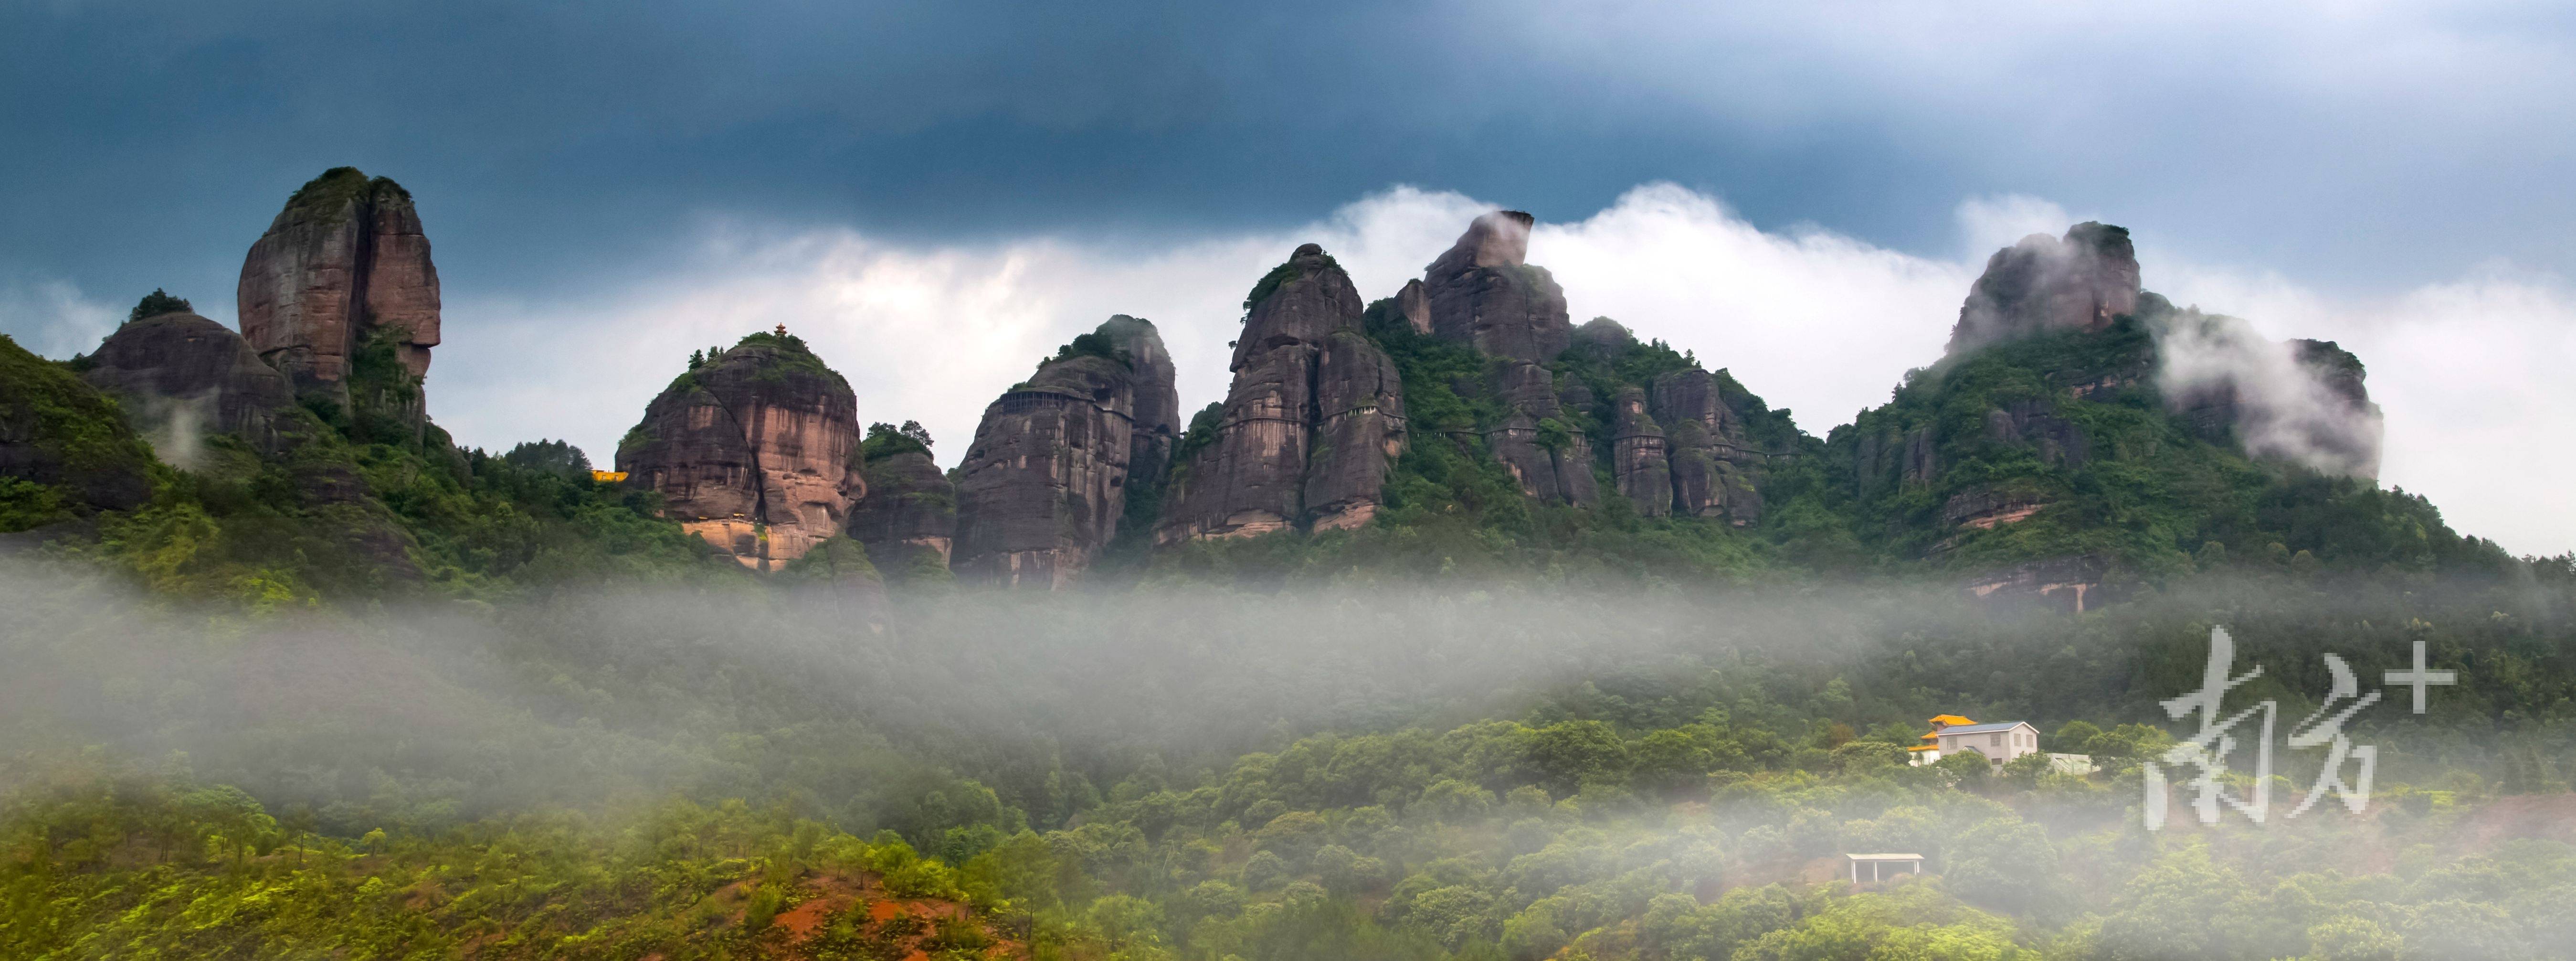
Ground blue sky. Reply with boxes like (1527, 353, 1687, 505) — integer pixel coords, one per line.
(5, 1, 2574, 553)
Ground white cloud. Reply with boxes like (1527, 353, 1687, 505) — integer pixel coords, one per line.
(423, 183, 2576, 558)
(2154, 260, 2576, 557)
(0, 275, 119, 360)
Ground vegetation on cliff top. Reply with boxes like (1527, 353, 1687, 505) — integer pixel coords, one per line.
(125, 288, 192, 323)
(279, 166, 410, 223)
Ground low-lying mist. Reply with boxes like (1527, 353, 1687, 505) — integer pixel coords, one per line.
(0, 558, 2563, 837)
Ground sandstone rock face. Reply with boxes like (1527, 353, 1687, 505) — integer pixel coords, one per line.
(1947, 222, 2140, 354)
(1097, 315, 1180, 495)
(952, 316, 1179, 587)
(617, 337, 863, 571)
(849, 446, 955, 572)
(1160, 244, 1407, 542)
(80, 311, 296, 460)
(1610, 386, 1672, 517)
(237, 168, 443, 414)
(1395, 279, 1433, 335)
(1483, 361, 1595, 506)
(1305, 328, 1409, 530)
(1652, 369, 1762, 524)
(1422, 211, 1570, 362)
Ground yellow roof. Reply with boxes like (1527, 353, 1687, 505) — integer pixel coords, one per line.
(1905, 744, 1938, 752)
(1928, 714, 1976, 726)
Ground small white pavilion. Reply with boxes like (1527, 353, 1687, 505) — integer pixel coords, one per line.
(1845, 853, 1925, 883)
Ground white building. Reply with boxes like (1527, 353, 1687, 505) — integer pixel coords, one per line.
(1930, 720, 2041, 768)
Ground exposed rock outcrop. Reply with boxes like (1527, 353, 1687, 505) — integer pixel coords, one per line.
(1609, 386, 1671, 517)
(848, 438, 956, 575)
(616, 334, 863, 571)
(81, 310, 295, 460)
(1394, 279, 1432, 336)
(1422, 211, 1570, 362)
(1483, 361, 1595, 506)
(1160, 244, 1408, 542)
(951, 317, 1177, 587)
(1305, 328, 1409, 530)
(1098, 316, 1181, 496)
(237, 168, 443, 419)
(1652, 369, 1761, 524)
(1947, 222, 2140, 354)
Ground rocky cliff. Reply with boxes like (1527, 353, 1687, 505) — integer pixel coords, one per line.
(1098, 315, 1181, 497)
(848, 425, 957, 577)
(237, 168, 443, 424)
(1158, 244, 1407, 542)
(1608, 386, 1671, 517)
(950, 317, 1175, 587)
(1304, 327, 1409, 530)
(81, 306, 295, 460)
(1483, 361, 1595, 507)
(616, 333, 863, 571)
(1946, 222, 2140, 354)
(1421, 211, 1571, 362)
(1551, 319, 1787, 523)
(1652, 369, 1763, 523)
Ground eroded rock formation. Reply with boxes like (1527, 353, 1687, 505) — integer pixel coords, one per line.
(1652, 369, 1762, 524)
(1609, 386, 1671, 517)
(1099, 315, 1181, 497)
(849, 436, 956, 575)
(1305, 328, 1409, 530)
(1422, 211, 1570, 362)
(1158, 244, 1407, 542)
(951, 317, 1177, 587)
(617, 335, 863, 571)
(1483, 361, 1595, 506)
(1947, 222, 2140, 354)
(237, 168, 443, 418)
(81, 308, 296, 460)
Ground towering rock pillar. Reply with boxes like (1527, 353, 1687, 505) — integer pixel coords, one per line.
(1098, 315, 1182, 495)
(1304, 328, 1409, 530)
(616, 333, 864, 570)
(1421, 211, 1570, 362)
(1159, 244, 1407, 541)
(950, 316, 1176, 587)
(237, 167, 443, 421)
(1610, 386, 1671, 517)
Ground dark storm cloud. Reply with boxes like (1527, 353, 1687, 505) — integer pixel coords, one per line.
(0, 0, 1980, 310)
(6, 1, 2573, 320)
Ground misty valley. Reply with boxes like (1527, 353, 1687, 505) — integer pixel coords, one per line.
(1, 169, 2569, 961)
